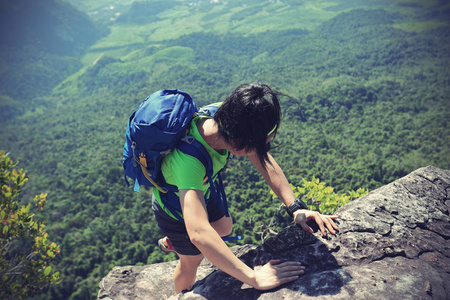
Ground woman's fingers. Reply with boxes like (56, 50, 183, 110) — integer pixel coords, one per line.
(294, 210, 339, 236)
(294, 212, 314, 234)
(275, 262, 306, 275)
(254, 260, 304, 290)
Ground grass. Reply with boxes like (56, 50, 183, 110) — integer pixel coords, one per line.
(65, 0, 135, 12)
(52, 66, 89, 96)
(395, 0, 440, 8)
(223, 1, 339, 34)
(149, 10, 206, 42)
(392, 21, 450, 32)
(151, 46, 195, 63)
(90, 24, 150, 49)
(81, 52, 105, 67)
(234, 4, 337, 34)
(90, 0, 343, 51)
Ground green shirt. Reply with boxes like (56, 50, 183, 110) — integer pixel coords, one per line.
(153, 114, 229, 219)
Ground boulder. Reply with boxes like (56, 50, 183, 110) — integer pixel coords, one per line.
(98, 166, 450, 299)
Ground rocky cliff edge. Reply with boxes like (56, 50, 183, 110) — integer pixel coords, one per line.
(98, 166, 450, 300)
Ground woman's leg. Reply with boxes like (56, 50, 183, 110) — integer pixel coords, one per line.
(174, 253, 204, 293)
(172, 214, 232, 293)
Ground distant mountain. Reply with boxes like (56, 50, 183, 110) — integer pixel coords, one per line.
(0, 0, 104, 55)
(0, 0, 107, 118)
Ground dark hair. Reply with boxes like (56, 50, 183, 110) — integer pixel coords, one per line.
(214, 83, 281, 168)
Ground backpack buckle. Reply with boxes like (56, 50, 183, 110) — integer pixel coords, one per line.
(160, 149, 172, 156)
(199, 107, 211, 116)
(181, 135, 195, 144)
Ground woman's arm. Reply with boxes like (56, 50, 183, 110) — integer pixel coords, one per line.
(247, 153, 295, 207)
(179, 188, 304, 290)
(247, 153, 339, 236)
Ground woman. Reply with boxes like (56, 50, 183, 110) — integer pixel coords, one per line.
(152, 83, 338, 293)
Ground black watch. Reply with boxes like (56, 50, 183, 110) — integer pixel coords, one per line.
(286, 198, 308, 217)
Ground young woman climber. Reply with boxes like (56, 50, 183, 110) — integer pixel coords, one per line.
(152, 83, 339, 293)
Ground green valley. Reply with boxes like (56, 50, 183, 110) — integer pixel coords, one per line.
(0, 0, 449, 298)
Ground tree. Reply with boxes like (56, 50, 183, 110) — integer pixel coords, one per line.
(271, 177, 368, 215)
(0, 151, 60, 299)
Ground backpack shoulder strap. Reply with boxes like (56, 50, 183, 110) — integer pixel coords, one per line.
(175, 136, 229, 219)
(177, 136, 213, 179)
(197, 102, 222, 118)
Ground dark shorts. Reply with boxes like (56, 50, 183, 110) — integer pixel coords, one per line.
(152, 194, 227, 256)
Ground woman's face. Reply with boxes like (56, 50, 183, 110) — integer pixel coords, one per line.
(227, 133, 275, 156)
(229, 147, 253, 156)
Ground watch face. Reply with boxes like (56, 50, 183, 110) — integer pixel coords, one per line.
(287, 199, 307, 216)
(292, 199, 306, 211)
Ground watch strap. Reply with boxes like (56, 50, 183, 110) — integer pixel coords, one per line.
(286, 198, 308, 217)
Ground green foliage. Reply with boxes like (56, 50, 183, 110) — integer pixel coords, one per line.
(0, 94, 25, 122)
(0, 151, 60, 299)
(271, 177, 368, 215)
(0, 48, 82, 104)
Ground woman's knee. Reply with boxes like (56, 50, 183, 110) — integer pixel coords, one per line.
(178, 253, 204, 269)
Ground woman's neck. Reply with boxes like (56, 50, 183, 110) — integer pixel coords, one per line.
(199, 118, 228, 151)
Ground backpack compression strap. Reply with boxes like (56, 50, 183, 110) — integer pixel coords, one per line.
(138, 154, 168, 193)
(131, 142, 168, 193)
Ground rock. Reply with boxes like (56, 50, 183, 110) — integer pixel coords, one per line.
(98, 166, 450, 300)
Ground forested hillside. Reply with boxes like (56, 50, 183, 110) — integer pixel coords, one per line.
(0, 0, 106, 120)
(0, 0, 449, 299)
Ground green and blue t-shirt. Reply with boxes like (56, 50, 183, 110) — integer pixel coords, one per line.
(153, 113, 229, 219)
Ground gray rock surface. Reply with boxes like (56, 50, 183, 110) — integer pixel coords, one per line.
(98, 166, 450, 300)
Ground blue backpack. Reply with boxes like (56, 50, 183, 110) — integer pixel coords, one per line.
(122, 89, 228, 221)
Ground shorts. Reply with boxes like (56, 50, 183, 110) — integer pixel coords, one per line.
(152, 193, 227, 256)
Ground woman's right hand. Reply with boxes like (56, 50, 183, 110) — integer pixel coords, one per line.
(253, 259, 305, 290)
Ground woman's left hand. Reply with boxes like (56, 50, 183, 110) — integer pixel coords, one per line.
(293, 210, 338, 236)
